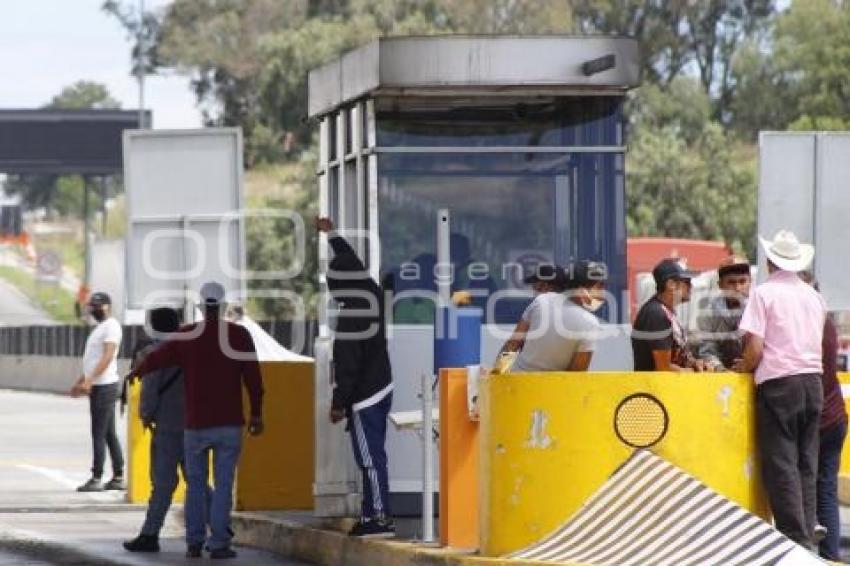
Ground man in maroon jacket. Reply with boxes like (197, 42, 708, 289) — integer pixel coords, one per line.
(132, 282, 264, 559)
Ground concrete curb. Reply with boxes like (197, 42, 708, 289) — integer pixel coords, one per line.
(0, 534, 119, 565)
(230, 512, 577, 566)
(0, 504, 146, 514)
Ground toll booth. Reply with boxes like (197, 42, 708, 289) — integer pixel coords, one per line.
(308, 36, 640, 517)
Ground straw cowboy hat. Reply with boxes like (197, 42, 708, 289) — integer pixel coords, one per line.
(759, 230, 814, 272)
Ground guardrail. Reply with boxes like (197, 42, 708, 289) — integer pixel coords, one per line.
(0, 319, 318, 358)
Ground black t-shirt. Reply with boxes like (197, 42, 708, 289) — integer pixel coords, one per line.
(631, 296, 674, 371)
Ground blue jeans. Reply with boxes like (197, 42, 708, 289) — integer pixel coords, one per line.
(184, 427, 242, 550)
(141, 429, 184, 536)
(818, 420, 847, 560)
(348, 393, 392, 520)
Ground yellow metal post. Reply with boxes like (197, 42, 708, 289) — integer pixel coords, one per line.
(126, 379, 186, 504)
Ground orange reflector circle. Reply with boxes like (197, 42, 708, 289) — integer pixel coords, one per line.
(614, 393, 669, 448)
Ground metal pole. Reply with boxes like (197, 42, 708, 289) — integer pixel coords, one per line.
(421, 372, 435, 543)
(436, 208, 451, 307)
(83, 177, 91, 288)
(181, 216, 193, 324)
(137, 0, 146, 129)
(100, 177, 108, 235)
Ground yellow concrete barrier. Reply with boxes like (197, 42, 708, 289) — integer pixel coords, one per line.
(237, 360, 314, 510)
(126, 378, 186, 504)
(127, 360, 315, 511)
(478, 371, 768, 557)
(835, 372, 850, 503)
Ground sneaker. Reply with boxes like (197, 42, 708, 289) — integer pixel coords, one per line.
(122, 534, 160, 553)
(186, 543, 203, 558)
(348, 518, 396, 539)
(210, 547, 238, 559)
(103, 477, 126, 491)
(76, 478, 104, 492)
(814, 524, 828, 543)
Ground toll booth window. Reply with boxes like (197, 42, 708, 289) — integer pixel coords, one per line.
(376, 99, 626, 325)
(380, 154, 559, 323)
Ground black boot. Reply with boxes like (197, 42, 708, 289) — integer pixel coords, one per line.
(210, 547, 238, 559)
(122, 534, 160, 553)
(186, 543, 203, 558)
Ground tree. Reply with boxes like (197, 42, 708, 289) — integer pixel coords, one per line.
(245, 156, 319, 318)
(47, 81, 121, 110)
(627, 84, 757, 255)
(727, 40, 797, 139)
(152, 0, 305, 165)
(571, 0, 776, 121)
(772, 0, 850, 128)
(124, 0, 575, 165)
(628, 77, 712, 145)
(685, 0, 774, 121)
(102, 0, 163, 77)
(572, 0, 692, 87)
(3, 174, 59, 213)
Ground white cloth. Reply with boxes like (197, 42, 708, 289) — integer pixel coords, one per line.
(236, 316, 313, 362)
(82, 317, 123, 385)
(511, 293, 600, 373)
(352, 383, 394, 412)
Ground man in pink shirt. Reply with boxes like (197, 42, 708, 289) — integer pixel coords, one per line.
(737, 230, 826, 549)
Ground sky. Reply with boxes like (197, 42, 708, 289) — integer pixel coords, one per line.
(0, 0, 200, 128)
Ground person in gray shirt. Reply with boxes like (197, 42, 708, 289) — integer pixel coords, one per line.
(501, 261, 607, 373)
(123, 307, 184, 553)
(696, 256, 751, 371)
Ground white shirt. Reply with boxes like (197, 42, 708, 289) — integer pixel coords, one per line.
(511, 293, 600, 373)
(82, 318, 123, 386)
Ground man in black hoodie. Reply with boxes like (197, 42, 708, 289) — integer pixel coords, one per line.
(318, 217, 395, 538)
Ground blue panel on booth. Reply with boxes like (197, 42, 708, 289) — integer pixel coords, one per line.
(434, 307, 482, 372)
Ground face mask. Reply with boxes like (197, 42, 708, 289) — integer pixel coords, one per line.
(585, 298, 605, 313)
(89, 307, 107, 322)
(576, 287, 604, 313)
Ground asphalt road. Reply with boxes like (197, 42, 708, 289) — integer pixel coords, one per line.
(0, 278, 54, 327)
(0, 389, 307, 564)
(0, 550, 51, 565)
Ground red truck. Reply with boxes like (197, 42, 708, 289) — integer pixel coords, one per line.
(627, 237, 732, 321)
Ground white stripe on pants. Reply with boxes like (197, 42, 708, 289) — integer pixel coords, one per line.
(352, 410, 384, 517)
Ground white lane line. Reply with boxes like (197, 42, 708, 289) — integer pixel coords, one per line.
(17, 464, 80, 489)
(15, 464, 120, 502)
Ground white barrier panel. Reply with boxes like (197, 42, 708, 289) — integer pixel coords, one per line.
(123, 128, 245, 310)
(759, 131, 850, 310)
(758, 132, 815, 283)
(815, 133, 850, 310)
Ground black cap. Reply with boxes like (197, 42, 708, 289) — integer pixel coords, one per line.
(566, 260, 609, 289)
(652, 259, 698, 288)
(524, 264, 569, 288)
(88, 292, 111, 306)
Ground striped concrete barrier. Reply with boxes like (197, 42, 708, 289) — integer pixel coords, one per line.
(510, 450, 816, 565)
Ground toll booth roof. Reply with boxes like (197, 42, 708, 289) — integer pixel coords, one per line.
(308, 35, 640, 118)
